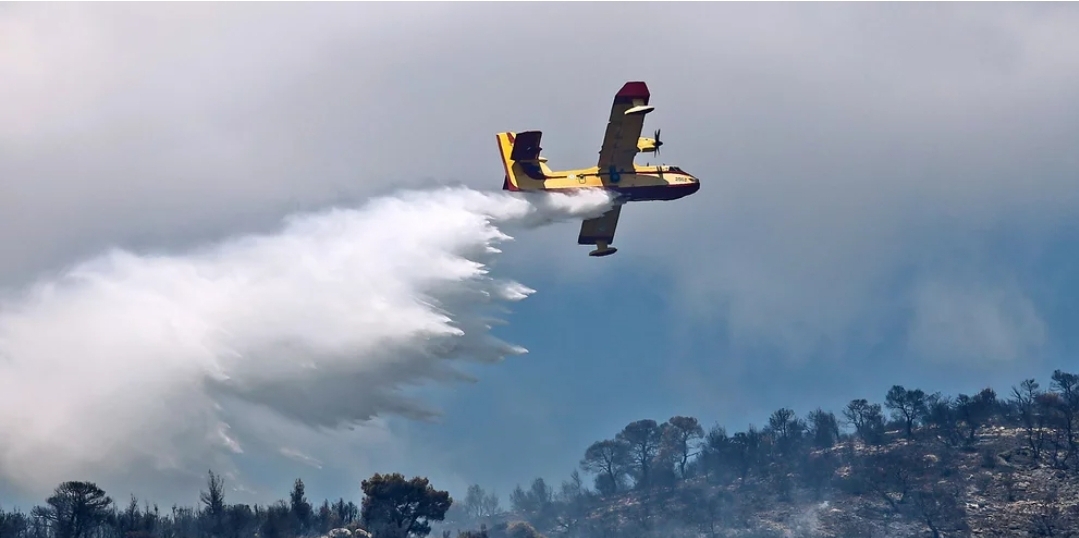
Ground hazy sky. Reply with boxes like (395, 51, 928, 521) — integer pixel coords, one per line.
(3, 2, 1079, 510)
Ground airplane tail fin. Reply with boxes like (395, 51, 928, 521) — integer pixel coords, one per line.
(496, 132, 520, 191)
(496, 131, 546, 191)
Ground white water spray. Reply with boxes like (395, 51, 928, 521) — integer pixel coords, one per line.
(0, 186, 613, 497)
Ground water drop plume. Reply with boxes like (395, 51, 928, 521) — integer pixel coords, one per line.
(0, 186, 614, 497)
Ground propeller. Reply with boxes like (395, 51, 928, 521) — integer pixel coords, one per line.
(653, 128, 663, 156)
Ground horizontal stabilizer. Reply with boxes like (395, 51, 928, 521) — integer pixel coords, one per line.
(510, 130, 543, 162)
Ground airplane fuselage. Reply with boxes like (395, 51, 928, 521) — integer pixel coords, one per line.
(502, 158, 700, 204)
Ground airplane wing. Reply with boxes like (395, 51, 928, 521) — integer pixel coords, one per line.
(596, 81, 652, 176)
(577, 205, 622, 246)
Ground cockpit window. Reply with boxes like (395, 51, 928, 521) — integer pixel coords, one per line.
(668, 166, 684, 174)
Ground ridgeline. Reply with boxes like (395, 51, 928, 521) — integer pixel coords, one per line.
(3, 370, 1078, 538)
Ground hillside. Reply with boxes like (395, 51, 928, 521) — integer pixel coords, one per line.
(3, 371, 1078, 538)
(438, 373, 1079, 538)
(558, 427, 1079, 537)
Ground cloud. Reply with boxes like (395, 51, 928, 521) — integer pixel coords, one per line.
(4, 1, 1079, 504)
(0, 186, 611, 503)
(279, 448, 324, 470)
(0, 2, 460, 286)
(611, 3, 1079, 370)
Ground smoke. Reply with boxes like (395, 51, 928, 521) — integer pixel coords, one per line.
(784, 500, 829, 537)
(0, 186, 613, 497)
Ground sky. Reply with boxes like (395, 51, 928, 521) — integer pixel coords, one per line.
(3, 2, 1079, 510)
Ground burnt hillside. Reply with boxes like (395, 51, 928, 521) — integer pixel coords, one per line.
(440, 371, 1079, 538)
(3, 371, 1078, 538)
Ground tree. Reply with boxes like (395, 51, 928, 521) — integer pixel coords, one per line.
(333, 498, 359, 526)
(806, 408, 840, 449)
(113, 496, 141, 538)
(843, 399, 886, 445)
(1050, 369, 1079, 461)
(317, 500, 334, 534)
(510, 478, 554, 529)
(463, 485, 485, 520)
(615, 419, 663, 488)
(508, 485, 528, 515)
(923, 393, 962, 447)
(0, 508, 30, 538)
(480, 490, 500, 519)
(767, 408, 805, 455)
(729, 427, 767, 481)
(259, 502, 292, 538)
(199, 470, 226, 538)
(955, 388, 998, 445)
(885, 385, 928, 439)
(225, 504, 256, 538)
(459, 484, 500, 520)
(697, 424, 733, 483)
(361, 473, 452, 538)
(553, 471, 589, 537)
(35, 481, 113, 538)
(676, 484, 729, 538)
(558, 471, 587, 503)
(290, 478, 313, 535)
(662, 416, 705, 479)
(850, 450, 916, 513)
(579, 439, 630, 495)
(906, 483, 969, 538)
(1036, 391, 1070, 465)
(1011, 379, 1044, 458)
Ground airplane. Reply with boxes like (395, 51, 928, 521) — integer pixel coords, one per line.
(496, 80, 701, 257)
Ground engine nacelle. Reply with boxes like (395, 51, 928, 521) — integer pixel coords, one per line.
(637, 137, 660, 153)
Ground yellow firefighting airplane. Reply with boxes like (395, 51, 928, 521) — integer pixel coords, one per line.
(497, 81, 700, 257)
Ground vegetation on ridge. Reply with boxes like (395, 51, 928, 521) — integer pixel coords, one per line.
(3, 369, 1079, 538)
